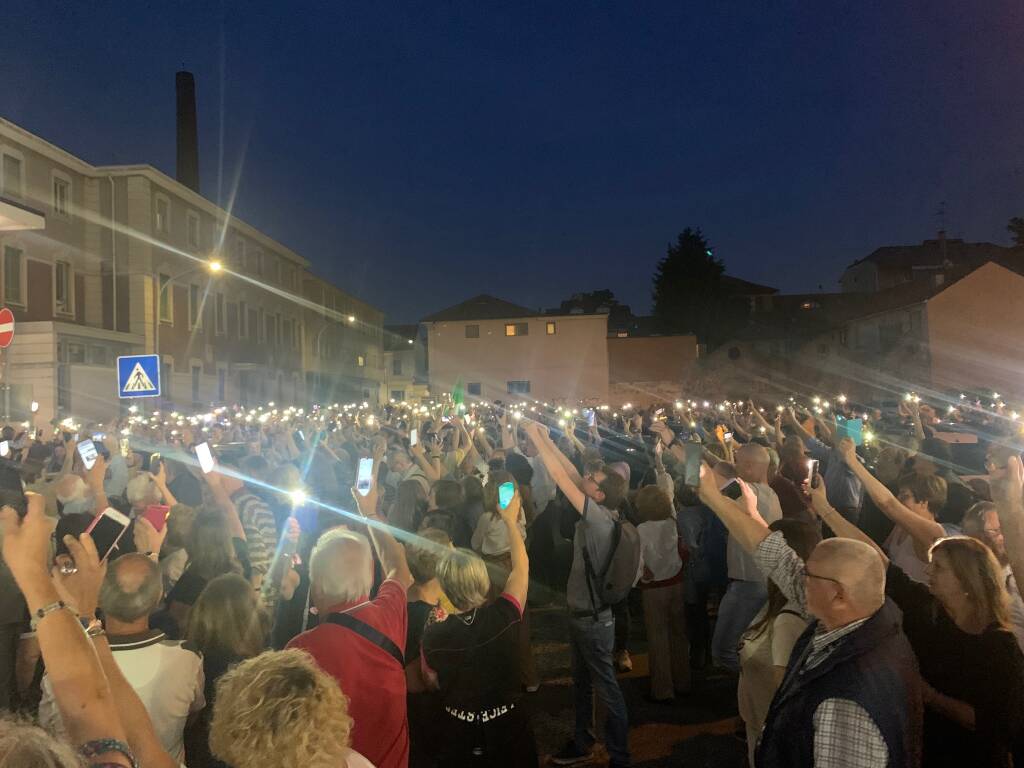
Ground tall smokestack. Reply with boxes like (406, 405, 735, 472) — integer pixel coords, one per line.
(175, 71, 200, 193)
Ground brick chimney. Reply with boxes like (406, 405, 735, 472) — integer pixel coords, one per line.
(175, 71, 200, 193)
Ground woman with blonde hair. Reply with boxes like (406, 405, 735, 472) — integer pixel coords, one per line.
(421, 483, 537, 766)
(183, 574, 269, 768)
(209, 648, 374, 767)
(810, 458, 1024, 768)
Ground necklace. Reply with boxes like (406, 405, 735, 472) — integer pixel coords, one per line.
(456, 609, 478, 626)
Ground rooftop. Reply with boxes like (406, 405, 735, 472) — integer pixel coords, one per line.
(845, 236, 1023, 272)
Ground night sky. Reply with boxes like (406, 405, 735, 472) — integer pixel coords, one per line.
(5, 2, 1024, 322)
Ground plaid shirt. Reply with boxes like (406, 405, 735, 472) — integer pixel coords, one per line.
(755, 531, 889, 768)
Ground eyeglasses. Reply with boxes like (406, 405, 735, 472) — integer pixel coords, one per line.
(984, 527, 1004, 539)
(800, 564, 841, 585)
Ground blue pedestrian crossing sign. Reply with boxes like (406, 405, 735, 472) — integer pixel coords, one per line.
(117, 354, 161, 399)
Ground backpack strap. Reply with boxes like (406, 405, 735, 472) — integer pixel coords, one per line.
(323, 612, 404, 667)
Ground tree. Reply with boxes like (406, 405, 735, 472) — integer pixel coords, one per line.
(652, 228, 744, 346)
(1009, 217, 1024, 246)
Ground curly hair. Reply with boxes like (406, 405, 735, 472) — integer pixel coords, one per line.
(209, 649, 353, 768)
(0, 713, 83, 768)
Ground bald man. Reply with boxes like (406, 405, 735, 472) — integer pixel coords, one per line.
(711, 444, 784, 671)
(38, 554, 204, 763)
(697, 467, 922, 768)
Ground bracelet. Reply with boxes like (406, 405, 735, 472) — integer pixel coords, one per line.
(30, 600, 76, 632)
(80, 738, 139, 768)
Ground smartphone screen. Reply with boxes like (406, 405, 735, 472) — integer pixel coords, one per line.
(683, 442, 702, 486)
(807, 459, 821, 487)
(410, 428, 418, 447)
(585, 409, 596, 427)
(195, 441, 215, 474)
(77, 439, 98, 470)
(356, 457, 374, 496)
(722, 480, 743, 500)
(0, 441, 8, 458)
(142, 504, 170, 532)
(85, 507, 131, 561)
(498, 481, 515, 510)
(149, 452, 162, 475)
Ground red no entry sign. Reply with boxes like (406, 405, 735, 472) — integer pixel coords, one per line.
(0, 307, 14, 349)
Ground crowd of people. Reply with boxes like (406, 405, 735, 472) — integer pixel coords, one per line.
(1, 388, 1023, 767)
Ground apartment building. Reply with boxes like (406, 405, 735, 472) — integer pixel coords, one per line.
(0, 108, 383, 423)
(381, 324, 428, 404)
(422, 294, 609, 404)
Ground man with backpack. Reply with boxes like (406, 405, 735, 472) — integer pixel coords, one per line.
(522, 421, 635, 768)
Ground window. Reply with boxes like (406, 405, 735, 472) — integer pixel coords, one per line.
(249, 249, 263, 275)
(158, 274, 173, 322)
(256, 309, 265, 341)
(1, 151, 23, 197)
(507, 381, 530, 394)
(357, 355, 365, 367)
(3, 246, 24, 306)
(217, 368, 226, 402)
(188, 284, 202, 329)
(232, 237, 245, 268)
(546, 321, 556, 335)
(154, 195, 170, 234)
(248, 308, 259, 341)
(465, 324, 480, 338)
(55, 260, 72, 315)
(265, 313, 278, 345)
(66, 342, 87, 364)
(215, 293, 226, 335)
(238, 300, 248, 338)
(282, 318, 293, 349)
(392, 358, 402, 376)
(52, 173, 71, 217)
(186, 212, 200, 251)
(391, 390, 406, 402)
(161, 361, 172, 399)
(505, 322, 528, 337)
(467, 382, 482, 396)
(616, 331, 628, 338)
(191, 365, 201, 403)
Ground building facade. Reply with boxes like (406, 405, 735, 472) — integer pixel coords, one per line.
(0, 117, 383, 424)
(422, 295, 609, 404)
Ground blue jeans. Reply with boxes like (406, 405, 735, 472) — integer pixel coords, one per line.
(568, 614, 630, 766)
(711, 579, 767, 672)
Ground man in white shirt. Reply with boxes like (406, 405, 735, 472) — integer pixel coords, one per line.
(711, 444, 783, 671)
(39, 553, 204, 764)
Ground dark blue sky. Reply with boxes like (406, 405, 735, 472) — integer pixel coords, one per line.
(6, 2, 1023, 322)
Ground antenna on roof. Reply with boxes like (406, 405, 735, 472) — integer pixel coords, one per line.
(936, 201, 948, 263)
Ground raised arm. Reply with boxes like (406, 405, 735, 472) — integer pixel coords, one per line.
(836, 437, 944, 550)
(352, 460, 413, 588)
(523, 422, 587, 514)
(410, 441, 442, 483)
(85, 455, 110, 516)
(806, 472, 889, 565)
(498, 489, 528, 607)
(1, 495, 133, 766)
(151, 461, 179, 508)
(695, 464, 771, 554)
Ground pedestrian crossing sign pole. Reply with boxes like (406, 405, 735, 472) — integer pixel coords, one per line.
(117, 354, 161, 399)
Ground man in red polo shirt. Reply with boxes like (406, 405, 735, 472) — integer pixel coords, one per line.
(288, 464, 413, 768)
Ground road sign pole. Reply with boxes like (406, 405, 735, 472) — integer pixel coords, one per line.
(0, 348, 7, 422)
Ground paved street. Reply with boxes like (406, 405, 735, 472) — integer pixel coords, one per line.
(527, 602, 748, 767)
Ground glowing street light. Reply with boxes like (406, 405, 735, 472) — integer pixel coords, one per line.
(207, 259, 223, 273)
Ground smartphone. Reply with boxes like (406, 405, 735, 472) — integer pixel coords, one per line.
(807, 459, 820, 488)
(142, 504, 171, 532)
(77, 439, 99, 470)
(356, 457, 374, 496)
(410, 428, 418, 447)
(195, 441, 215, 474)
(723, 431, 733, 442)
(498, 481, 515, 510)
(721, 479, 743, 500)
(584, 409, 596, 427)
(683, 442, 702, 487)
(149, 452, 162, 475)
(92, 433, 106, 442)
(84, 507, 131, 561)
(0, 442, 8, 459)
(30, 401, 39, 414)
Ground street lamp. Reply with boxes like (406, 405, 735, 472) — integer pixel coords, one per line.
(154, 258, 222, 360)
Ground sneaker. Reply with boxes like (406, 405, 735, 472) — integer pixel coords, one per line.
(550, 740, 595, 765)
(614, 650, 633, 673)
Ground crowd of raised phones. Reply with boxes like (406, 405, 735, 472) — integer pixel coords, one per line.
(1, 389, 1023, 768)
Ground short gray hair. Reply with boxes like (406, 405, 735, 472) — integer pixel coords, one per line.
(55, 475, 86, 505)
(127, 472, 159, 506)
(99, 553, 163, 622)
(310, 529, 373, 605)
